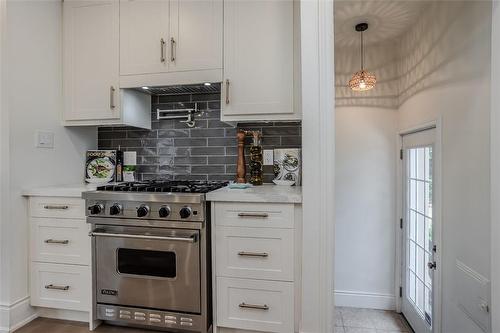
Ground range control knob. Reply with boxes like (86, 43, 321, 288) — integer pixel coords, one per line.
(179, 207, 192, 219)
(109, 204, 122, 216)
(136, 205, 150, 218)
(159, 206, 171, 218)
(89, 204, 104, 215)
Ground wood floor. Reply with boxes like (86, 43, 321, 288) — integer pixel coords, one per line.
(15, 318, 156, 333)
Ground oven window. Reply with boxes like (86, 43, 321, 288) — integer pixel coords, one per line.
(117, 248, 176, 278)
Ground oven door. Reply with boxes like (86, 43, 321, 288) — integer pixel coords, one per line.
(91, 225, 201, 314)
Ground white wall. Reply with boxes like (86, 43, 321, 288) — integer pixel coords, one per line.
(1, 1, 96, 330)
(490, 2, 500, 332)
(398, 2, 491, 332)
(335, 106, 397, 309)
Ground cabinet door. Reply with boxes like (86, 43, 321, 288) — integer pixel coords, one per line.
(120, 0, 169, 75)
(63, 0, 120, 121)
(169, 0, 222, 72)
(223, 0, 294, 117)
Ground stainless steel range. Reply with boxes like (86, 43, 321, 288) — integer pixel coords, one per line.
(83, 181, 228, 332)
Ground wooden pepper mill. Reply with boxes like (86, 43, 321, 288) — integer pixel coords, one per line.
(236, 130, 248, 183)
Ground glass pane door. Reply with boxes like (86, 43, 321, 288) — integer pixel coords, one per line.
(402, 128, 436, 333)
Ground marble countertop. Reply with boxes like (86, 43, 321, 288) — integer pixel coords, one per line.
(22, 184, 97, 198)
(206, 184, 302, 203)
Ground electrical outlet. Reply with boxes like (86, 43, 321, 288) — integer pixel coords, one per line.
(263, 150, 274, 165)
(35, 130, 55, 149)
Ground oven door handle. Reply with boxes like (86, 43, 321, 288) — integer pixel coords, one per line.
(89, 231, 197, 243)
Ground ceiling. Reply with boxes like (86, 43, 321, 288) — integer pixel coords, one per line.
(335, 0, 429, 47)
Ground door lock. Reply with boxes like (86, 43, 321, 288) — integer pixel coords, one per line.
(427, 261, 437, 270)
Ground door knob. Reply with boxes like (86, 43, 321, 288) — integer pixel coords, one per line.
(427, 261, 437, 270)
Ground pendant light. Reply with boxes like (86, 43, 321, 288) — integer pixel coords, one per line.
(348, 23, 376, 92)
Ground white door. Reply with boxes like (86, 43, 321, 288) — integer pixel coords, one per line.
(63, 0, 120, 121)
(402, 128, 437, 333)
(222, 0, 294, 117)
(119, 0, 169, 75)
(169, 0, 222, 72)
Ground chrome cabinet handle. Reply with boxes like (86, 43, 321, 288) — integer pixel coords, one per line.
(89, 231, 197, 243)
(43, 205, 69, 210)
(109, 86, 116, 109)
(237, 212, 269, 218)
(160, 38, 166, 62)
(45, 284, 70, 291)
(44, 239, 69, 245)
(239, 302, 269, 311)
(170, 37, 176, 62)
(238, 251, 269, 257)
(225, 79, 230, 104)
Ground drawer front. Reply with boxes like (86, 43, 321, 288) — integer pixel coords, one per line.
(214, 202, 294, 229)
(216, 226, 294, 281)
(30, 262, 90, 311)
(31, 218, 90, 265)
(30, 197, 85, 219)
(217, 277, 293, 333)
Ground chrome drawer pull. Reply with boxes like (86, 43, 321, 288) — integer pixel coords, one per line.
(237, 212, 269, 218)
(238, 251, 269, 258)
(160, 38, 166, 62)
(109, 86, 116, 109)
(225, 79, 230, 104)
(45, 284, 70, 291)
(170, 37, 176, 62)
(44, 239, 69, 245)
(43, 205, 69, 210)
(89, 231, 197, 243)
(239, 302, 269, 311)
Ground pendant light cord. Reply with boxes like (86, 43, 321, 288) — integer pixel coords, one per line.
(360, 31, 364, 71)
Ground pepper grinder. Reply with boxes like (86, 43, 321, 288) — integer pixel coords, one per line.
(249, 131, 263, 185)
(236, 130, 248, 183)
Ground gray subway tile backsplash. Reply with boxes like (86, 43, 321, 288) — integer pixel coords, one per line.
(97, 91, 301, 182)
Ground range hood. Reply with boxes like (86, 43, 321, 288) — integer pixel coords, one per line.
(134, 83, 221, 96)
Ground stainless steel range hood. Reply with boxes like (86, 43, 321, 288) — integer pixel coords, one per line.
(134, 83, 221, 96)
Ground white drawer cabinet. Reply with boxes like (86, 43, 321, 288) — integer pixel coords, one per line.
(215, 202, 294, 229)
(212, 201, 301, 333)
(31, 262, 91, 312)
(217, 277, 294, 333)
(31, 218, 90, 265)
(215, 227, 294, 281)
(30, 197, 85, 219)
(27, 195, 91, 317)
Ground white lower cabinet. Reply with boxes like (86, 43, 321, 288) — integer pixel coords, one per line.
(31, 262, 91, 312)
(213, 201, 299, 333)
(28, 196, 91, 318)
(217, 278, 294, 333)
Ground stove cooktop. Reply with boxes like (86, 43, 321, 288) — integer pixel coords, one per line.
(96, 180, 229, 194)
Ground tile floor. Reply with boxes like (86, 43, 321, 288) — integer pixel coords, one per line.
(335, 307, 414, 333)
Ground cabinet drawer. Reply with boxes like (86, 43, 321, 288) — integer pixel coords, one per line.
(217, 277, 293, 333)
(214, 203, 294, 229)
(30, 262, 90, 311)
(31, 218, 90, 265)
(216, 227, 293, 281)
(30, 197, 85, 219)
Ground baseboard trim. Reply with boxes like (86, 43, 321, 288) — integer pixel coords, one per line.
(334, 290, 396, 310)
(0, 296, 37, 333)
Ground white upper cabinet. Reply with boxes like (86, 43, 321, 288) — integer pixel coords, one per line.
(169, 0, 223, 72)
(120, 0, 170, 75)
(63, 0, 151, 128)
(119, 0, 223, 88)
(222, 0, 300, 121)
(63, 0, 120, 122)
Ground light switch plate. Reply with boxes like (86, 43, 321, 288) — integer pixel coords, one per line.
(263, 149, 274, 165)
(35, 130, 55, 149)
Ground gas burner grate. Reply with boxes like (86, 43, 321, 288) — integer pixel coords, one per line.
(97, 180, 229, 194)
